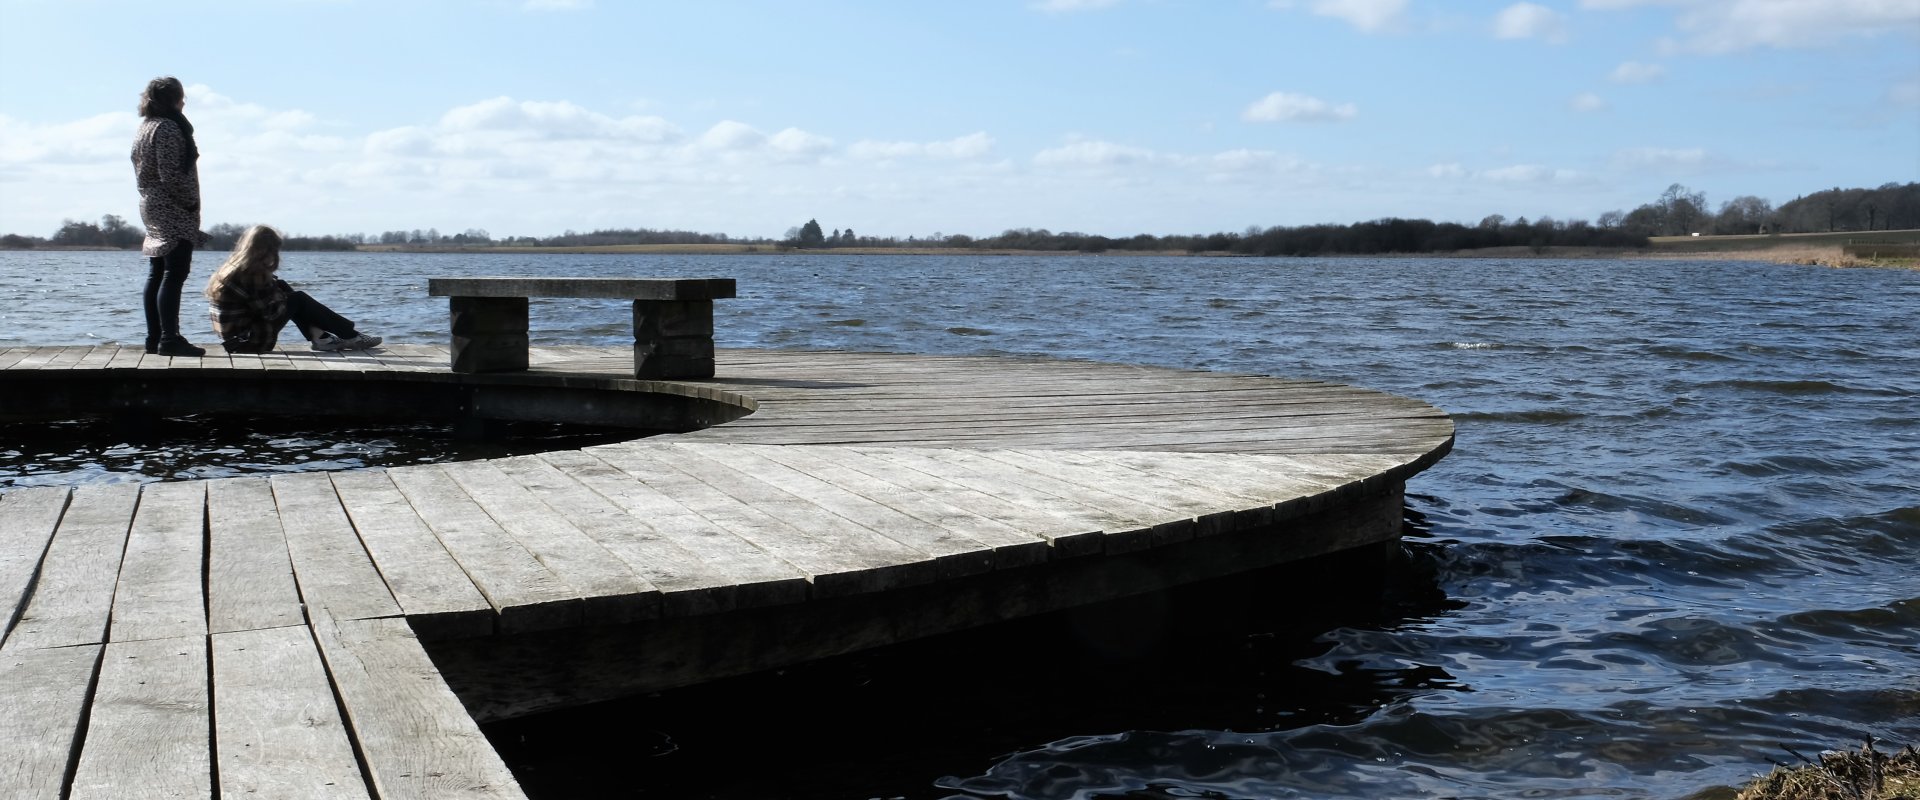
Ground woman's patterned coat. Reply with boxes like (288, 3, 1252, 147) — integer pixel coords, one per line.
(131, 118, 208, 257)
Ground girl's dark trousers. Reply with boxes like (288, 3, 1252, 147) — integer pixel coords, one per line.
(285, 289, 358, 342)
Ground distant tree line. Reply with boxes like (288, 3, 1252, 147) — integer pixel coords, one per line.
(4, 182, 1912, 255)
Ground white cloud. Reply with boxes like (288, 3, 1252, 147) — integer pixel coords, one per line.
(1031, 0, 1120, 12)
(1243, 92, 1358, 122)
(1609, 61, 1667, 84)
(1033, 139, 1156, 167)
(523, 0, 591, 10)
(1494, 2, 1569, 42)
(1272, 0, 1409, 33)
(1585, 0, 1920, 52)
(438, 97, 679, 142)
(1427, 162, 1467, 179)
(1891, 74, 1920, 107)
(850, 132, 995, 161)
(696, 120, 767, 152)
(1612, 146, 1710, 170)
(769, 127, 834, 156)
(1479, 164, 1582, 183)
(1570, 92, 1608, 112)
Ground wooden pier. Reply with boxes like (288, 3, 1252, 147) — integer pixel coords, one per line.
(0, 343, 1453, 799)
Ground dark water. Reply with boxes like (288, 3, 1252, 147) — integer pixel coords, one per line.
(4, 250, 1918, 797)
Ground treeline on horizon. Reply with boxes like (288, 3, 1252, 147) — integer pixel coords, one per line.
(7, 181, 1915, 256)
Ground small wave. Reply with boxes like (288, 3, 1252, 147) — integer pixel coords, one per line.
(1710, 379, 1900, 396)
(946, 327, 994, 336)
(824, 318, 867, 327)
(1646, 345, 1738, 363)
(1443, 342, 1503, 350)
(1456, 409, 1587, 424)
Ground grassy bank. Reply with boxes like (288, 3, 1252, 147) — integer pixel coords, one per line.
(1727, 742, 1920, 800)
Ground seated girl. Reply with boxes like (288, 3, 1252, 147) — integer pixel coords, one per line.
(205, 225, 382, 353)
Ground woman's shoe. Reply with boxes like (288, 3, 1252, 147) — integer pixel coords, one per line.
(155, 336, 206, 357)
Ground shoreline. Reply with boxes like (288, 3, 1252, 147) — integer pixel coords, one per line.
(9, 240, 1914, 269)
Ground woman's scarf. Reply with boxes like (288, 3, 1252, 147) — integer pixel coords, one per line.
(156, 111, 199, 170)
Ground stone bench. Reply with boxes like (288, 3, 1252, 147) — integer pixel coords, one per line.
(426, 277, 736, 379)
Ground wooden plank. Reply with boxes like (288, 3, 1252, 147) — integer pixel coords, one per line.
(211, 626, 371, 799)
(103, 346, 145, 369)
(73, 346, 118, 370)
(585, 442, 934, 597)
(520, 451, 810, 614)
(328, 470, 495, 639)
(0, 347, 34, 370)
(744, 444, 1053, 565)
(206, 478, 305, 634)
(437, 461, 659, 623)
(831, 446, 1120, 556)
(658, 442, 1027, 577)
(310, 614, 527, 800)
(69, 635, 211, 800)
(270, 472, 403, 622)
(383, 466, 584, 633)
(41, 346, 92, 369)
(108, 481, 208, 642)
(486, 454, 745, 615)
(0, 487, 70, 638)
(0, 643, 101, 800)
(5, 483, 140, 650)
(6, 347, 58, 370)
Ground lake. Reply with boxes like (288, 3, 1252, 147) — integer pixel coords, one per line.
(3, 249, 1917, 798)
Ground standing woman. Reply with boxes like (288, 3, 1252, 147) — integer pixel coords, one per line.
(131, 76, 209, 356)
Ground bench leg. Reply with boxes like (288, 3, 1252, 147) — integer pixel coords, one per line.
(448, 297, 529, 373)
(632, 300, 715, 379)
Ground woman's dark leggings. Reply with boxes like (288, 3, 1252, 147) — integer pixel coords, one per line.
(143, 243, 193, 342)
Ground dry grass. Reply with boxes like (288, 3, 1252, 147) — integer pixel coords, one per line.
(1735, 742, 1920, 800)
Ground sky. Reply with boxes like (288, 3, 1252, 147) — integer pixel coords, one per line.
(1, 0, 1916, 241)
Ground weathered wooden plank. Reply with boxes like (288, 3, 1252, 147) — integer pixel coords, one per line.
(383, 465, 584, 633)
(109, 481, 208, 642)
(484, 454, 735, 613)
(328, 470, 495, 639)
(206, 477, 305, 634)
(0, 643, 101, 800)
(6, 347, 59, 370)
(310, 614, 527, 800)
(521, 451, 810, 614)
(73, 346, 118, 370)
(585, 442, 931, 597)
(0, 347, 34, 370)
(0, 487, 70, 639)
(270, 472, 403, 622)
(437, 461, 659, 623)
(5, 483, 140, 650)
(744, 444, 1053, 565)
(858, 447, 1176, 553)
(659, 442, 1020, 577)
(103, 346, 145, 369)
(40, 346, 92, 369)
(69, 635, 211, 800)
(212, 625, 371, 799)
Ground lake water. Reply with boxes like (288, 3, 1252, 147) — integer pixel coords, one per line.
(3, 250, 1918, 798)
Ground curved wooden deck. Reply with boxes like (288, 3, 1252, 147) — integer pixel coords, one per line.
(0, 343, 1453, 800)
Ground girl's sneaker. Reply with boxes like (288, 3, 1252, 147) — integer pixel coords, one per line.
(313, 332, 382, 352)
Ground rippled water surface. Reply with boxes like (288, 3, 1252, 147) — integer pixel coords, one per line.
(4, 250, 1918, 797)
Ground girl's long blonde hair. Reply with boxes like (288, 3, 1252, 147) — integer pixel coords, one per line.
(205, 225, 284, 299)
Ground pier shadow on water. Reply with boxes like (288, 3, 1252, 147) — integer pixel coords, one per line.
(482, 507, 1463, 799)
(0, 414, 649, 487)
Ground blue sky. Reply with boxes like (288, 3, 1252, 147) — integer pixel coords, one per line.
(2, 0, 1915, 240)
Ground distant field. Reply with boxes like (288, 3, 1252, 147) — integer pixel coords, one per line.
(1646, 229, 1920, 253)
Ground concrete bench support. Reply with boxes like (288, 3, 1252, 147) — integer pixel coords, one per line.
(428, 277, 736, 379)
